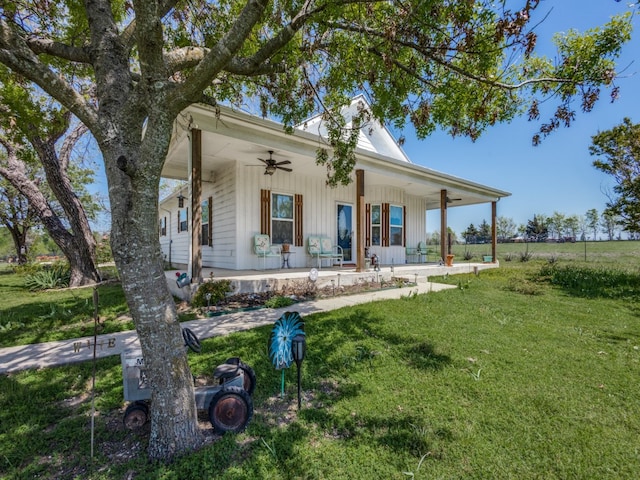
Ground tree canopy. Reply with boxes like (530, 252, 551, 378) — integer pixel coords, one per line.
(0, 0, 634, 461)
(590, 117, 640, 234)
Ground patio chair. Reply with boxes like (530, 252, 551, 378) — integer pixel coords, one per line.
(406, 241, 428, 263)
(254, 234, 281, 270)
(308, 236, 343, 268)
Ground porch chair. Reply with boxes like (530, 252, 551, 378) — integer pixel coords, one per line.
(308, 236, 343, 269)
(254, 234, 281, 270)
(405, 241, 428, 263)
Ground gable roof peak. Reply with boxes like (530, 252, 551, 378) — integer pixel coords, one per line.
(298, 96, 411, 163)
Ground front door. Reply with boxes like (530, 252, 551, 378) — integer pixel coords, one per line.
(337, 203, 353, 262)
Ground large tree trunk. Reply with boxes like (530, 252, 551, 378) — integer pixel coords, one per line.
(31, 134, 100, 287)
(6, 222, 29, 264)
(105, 138, 203, 459)
(0, 144, 100, 286)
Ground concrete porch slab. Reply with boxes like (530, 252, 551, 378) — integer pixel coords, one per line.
(167, 261, 499, 299)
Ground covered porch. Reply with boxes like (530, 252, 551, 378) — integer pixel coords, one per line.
(160, 101, 510, 282)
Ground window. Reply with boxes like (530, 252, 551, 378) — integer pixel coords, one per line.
(160, 216, 167, 236)
(271, 193, 293, 244)
(370, 204, 381, 246)
(201, 199, 210, 246)
(261, 189, 303, 246)
(389, 205, 404, 246)
(178, 209, 188, 232)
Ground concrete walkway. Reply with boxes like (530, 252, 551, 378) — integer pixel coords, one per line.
(0, 281, 455, 374)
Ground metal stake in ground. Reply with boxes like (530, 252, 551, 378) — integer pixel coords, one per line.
(90, 286, 99, 461)
(292, 334, 306, 409)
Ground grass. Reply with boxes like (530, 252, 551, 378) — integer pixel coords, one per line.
(0, 242, 639, 479)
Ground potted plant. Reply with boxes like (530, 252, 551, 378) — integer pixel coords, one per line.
(281, 243, 290, 253)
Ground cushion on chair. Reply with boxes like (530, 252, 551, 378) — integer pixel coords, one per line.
(308, 237, 321, 254)
(320, 237, 333, 254)
(254, 235, 270, 254)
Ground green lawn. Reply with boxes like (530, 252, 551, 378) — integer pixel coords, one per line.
(0, 242, 639, 479)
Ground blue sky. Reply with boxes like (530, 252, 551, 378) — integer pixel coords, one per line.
(396, 0, 640, 236)
(88, 1, 639, 236)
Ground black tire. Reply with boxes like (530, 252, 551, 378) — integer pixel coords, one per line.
(123, 401, 149, 430)
(222, 357, 257, 395)
(182, 327, 201, 353)
(237, 361, 257, 396)
(208, 386, 253, 433)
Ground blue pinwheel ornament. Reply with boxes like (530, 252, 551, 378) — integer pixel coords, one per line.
(269, 311, 305, 370)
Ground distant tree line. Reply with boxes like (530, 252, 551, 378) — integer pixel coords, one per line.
(457, 208, 638, 245)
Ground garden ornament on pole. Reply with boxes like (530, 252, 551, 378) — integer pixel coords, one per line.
(268, 312, 305, 398)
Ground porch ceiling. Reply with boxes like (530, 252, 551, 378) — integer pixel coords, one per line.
(161, 104, 510, 209)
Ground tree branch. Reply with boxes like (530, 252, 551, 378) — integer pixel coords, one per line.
(59, 122, 89, 172)
(25, 37, 91, 63)
(0, 19, 100, 136)
(326, 20, 582, 91)
(170, 0, 272, 104)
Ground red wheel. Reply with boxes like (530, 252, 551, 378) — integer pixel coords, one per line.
(208, 386, 253, 433)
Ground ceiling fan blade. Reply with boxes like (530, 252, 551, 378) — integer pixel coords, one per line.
(277, 166, 293, 172)
(257, 158, 269, 165)
(275, 160, 291, 166)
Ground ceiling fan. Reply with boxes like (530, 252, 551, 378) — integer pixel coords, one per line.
(257, 151, 292, 176)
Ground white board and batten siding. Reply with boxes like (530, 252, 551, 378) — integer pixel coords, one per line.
(234, 161, 361, 270)
(365, 186, 427, 265)
(160, 160, 429, 270)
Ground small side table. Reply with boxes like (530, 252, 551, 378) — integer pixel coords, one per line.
(281, 251, 295, 268)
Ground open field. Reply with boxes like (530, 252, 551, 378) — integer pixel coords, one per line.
(451, 239, 640, 267)
(0, 241, 639, 479)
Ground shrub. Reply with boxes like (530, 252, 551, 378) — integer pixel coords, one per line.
(264, 295, 295, 309)
(96, 239, 113, 263)
(519, 250, 533, 262)
(24, 264, 70, 291)
(12, 262, 43, 276)
(463, 249, 474, 261)
(191, 279, 233, 307)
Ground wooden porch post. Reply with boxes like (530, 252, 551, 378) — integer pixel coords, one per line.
(191, 129, 202, 282)
(356, 169, 365, 272)
(440, 189, 447, 262)
(491, 201, 497, 263)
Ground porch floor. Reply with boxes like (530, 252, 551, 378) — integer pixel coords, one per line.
(167, 261, 499, 297)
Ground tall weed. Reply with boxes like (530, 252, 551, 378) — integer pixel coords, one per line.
(23, 264, 70, 290)
(539, 264, 640, 299)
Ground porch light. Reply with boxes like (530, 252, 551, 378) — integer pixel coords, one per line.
(177, 193, 185, 208)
